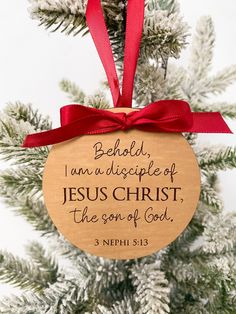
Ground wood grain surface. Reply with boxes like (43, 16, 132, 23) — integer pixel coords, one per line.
(43, 108, 200, 259)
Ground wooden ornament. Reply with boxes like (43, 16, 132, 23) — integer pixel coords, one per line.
(43, 108, 201, 259)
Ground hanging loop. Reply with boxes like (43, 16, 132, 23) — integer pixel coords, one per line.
(85, 0, 144, 107)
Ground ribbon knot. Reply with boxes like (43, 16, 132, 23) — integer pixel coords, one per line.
(119, 113, 132, 131)
(22, 101, 232, 148)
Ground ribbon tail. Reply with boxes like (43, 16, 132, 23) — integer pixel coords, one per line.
(22, 120, 122, 148)
(189, 112, 233, 133)
(22, 126, 80, 148)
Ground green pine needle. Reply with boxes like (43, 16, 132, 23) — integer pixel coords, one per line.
(199, 147, 236, 172)
(0, 251, 57, 292)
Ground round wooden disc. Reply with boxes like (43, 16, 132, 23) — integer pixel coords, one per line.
(43, 108, 200, 259)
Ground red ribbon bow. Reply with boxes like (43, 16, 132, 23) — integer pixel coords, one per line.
(23, 101, 231, 147)
(22, 0, 232, 148)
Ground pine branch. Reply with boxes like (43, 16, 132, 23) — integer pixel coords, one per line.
(0, 182, 55, 234)
(141, 8, 189, 62)
(169, 254, 228, 313)
(131, 261, 170, 314)
(59, 79, 86, 103)
(134, 64, 186, 106)
(29, 1, 188, 64)
(0, 103, 50, 167)
(184, 64, 236, 102)
(162, 208, 236, 313)
(1, 273, 96, 313)
(0, 293, 48, 314)
(5, 102, 51, 131)
(96, 298, 137, 314)
(199, 147, 236, 172)
(0, 167, 42, 198)
(84, 91, 110, 109)
(0, 279, 95, 314)
(17, 198, 56, 235)
(183, 18, 236, 104)
(27, 247, 135, 311)
(26, 242, 59, 284)
(0, 167, 55, 235)
(201, 212, 236, 255)
(169, 211, 236, 313)
(153, 0, 180, 14)
(49, 233, 134, 306)
(205, 65, 236, 95)
(162, 64, 187, 100)
(135, 64, 165, 105)
(95, 305, 112, 314)
(110, 298, 137, 314)
(73, 255, 133, 305)
(217, 276, 236, 314)
(50, 234, 85, 261)
(200, 183, 223, 211)
(0, 156, 54, 234)
(0, 251, 56, 292)
(183, 132, 198, 146)
(188, 16, 215, 80)
(29, 0, 124, 39)
(206, 172, 219, 188)
(29, 0, 87, 35)
(0, 104, 54, 233)
(60, 79, 110, 108)
(166, 216, 204, 255)
(41, 278, 104, 313)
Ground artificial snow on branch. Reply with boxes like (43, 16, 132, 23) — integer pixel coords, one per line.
(188, 16, 215, 81)
(199, 147, 236, 173)
(131, 261, 170, 314)
(29, 0, 189, 65)
(60, 78, 86, 103)
(0, 250, 58, 292)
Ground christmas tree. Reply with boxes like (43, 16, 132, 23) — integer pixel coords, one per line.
(0, 0, 236, 313)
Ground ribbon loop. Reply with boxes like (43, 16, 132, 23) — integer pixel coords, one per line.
(86, 0, 144, 107)
(86, 0, 121, 107)
(121, 0, 144, 107)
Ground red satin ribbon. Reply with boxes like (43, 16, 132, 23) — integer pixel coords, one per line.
(23, 101, 232, 148)
(22, 0, 232, 148)
(86, 0, 144, 107)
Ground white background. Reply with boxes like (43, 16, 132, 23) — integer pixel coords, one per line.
(0, 0, 236, 297)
